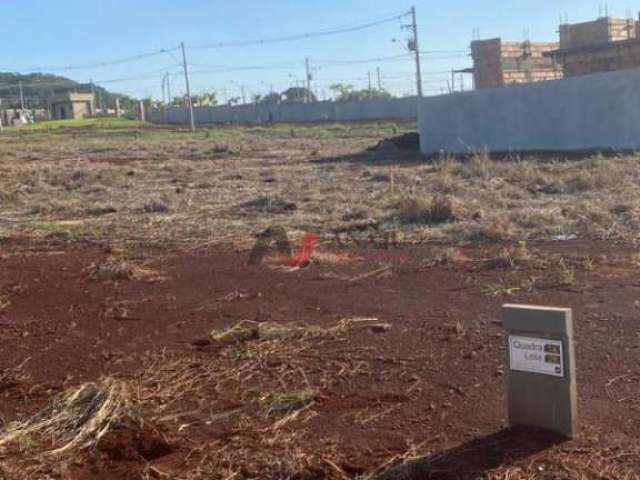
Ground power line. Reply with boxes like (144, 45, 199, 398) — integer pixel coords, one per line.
(315, 54, 412, 67)
(420, 49, 470, 54)
(182, 55, 418, 79)
(419, 53, 470, 60)
(0, 8, 473, 102)
(5, 48, 180, 74)
(187, 60, 301, 74)
(188, 11, 410, 49)
(0, 67, 182, 93)
(94, 70, 182, 85)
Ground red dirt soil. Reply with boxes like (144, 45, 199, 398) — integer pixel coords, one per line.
(0, 239, 639, 478)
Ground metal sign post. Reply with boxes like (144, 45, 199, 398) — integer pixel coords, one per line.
(502, 304, 577, 438)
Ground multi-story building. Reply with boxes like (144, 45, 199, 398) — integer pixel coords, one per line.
(545, 16, 640, 77)
(470, 38, 562, 89)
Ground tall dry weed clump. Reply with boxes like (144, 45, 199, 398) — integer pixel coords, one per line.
(396, 195, 455, 225)
(454, 150, 495, 180)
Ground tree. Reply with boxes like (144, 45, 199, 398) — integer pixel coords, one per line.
(259, 92, 283, 105)
(330, 83, 393, 102)
(281, 87, 316, 104)
(171, 92, 217, 107)
(196, 92, 217, 107)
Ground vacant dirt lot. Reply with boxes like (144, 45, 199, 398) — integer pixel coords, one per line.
(0, 121, 639, 479)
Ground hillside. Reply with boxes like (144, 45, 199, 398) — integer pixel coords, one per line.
(0, 72, 137, 111)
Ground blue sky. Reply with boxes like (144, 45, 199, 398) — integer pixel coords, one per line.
(3, 0, 639, 100)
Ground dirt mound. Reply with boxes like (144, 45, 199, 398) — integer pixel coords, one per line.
(371, 132, 420, 151)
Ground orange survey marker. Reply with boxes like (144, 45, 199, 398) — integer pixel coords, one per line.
(289, 233, 320, 267)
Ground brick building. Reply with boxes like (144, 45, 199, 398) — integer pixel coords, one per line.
(545, 16, 640, 77)
(471, 39, 562, 89)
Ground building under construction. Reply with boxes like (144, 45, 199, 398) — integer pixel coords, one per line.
(545, 16, 640, 77)
(48, 92, 95, 120)
(470, 39, 562, 89)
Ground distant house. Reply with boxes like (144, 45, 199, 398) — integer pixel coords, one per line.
(49, 92, 95, 120)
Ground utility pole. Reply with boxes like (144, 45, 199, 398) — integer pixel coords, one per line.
(241, 85, 246, 104)
(368, 71, 372, 96)
(410, 6, 424, 98)
(377, 67, 382, 90)
(18, 81, 25, 110)
(161, 75, 168, 123)
(451, 69, 455, 94)
(305, 57, 312, 103)
(166, 74, 172, 106)
(90, 79, 97, 114)
(180, 41, 195, 132)
(161, 72, 172, 106)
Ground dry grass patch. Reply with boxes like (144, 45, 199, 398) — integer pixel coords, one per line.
(240, 195, 298, 215)
(260, 388, 316, 417)
(483, 242, 536, 270)
(210, 320, 326, 344)
(140, 199, 170, 214)
(86, 257, 159, 282)
(3, 124, 640, 248)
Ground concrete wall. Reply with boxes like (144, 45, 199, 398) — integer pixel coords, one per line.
(148, 97, 417, 125)
(418, 68, 640, 154)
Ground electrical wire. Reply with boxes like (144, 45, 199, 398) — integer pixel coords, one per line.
(0, 67, 182, 93)
(315, 54, 412, 67)
(5, 48, 180, 74)
(188, 11, 410, 49)
(0, 10, 471, 100)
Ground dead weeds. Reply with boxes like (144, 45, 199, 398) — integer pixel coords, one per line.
(3, 124, 640, 248)
(86, 257, 160, 282)
(395, 195, 455, 225)
(0, 378, 139, 455)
